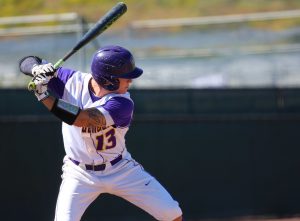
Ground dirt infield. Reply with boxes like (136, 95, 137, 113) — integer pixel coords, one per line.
(198, 217, 300, 221)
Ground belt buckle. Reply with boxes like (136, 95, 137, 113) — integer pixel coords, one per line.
(90, 161, 95, 171)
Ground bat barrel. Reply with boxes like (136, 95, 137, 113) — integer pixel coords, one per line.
(27, 2, 127, 91)
(73, 2, 127, 51)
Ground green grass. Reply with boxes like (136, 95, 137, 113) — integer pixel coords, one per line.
(1, 0, 300, 26)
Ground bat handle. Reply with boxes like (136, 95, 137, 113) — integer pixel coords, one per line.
(54, 59, 64, 69)
(27, 59, 64, 91)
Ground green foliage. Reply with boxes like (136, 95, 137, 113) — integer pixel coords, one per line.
(1, 0, 300, 20)
(1, 0, 43, 16)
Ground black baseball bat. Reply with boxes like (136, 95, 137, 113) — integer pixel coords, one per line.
(28, 2, 127, 90)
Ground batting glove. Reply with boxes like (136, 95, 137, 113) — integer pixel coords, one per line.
(32, 73, 51, 101)
(31, 63, 56, 77)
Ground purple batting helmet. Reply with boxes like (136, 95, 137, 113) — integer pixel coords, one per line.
(91, 45, 143, 91)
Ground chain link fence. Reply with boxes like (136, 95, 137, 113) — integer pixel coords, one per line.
(1, 10, 300, 88)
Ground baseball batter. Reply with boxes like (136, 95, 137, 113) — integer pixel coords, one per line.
(25, 45, 183, 221)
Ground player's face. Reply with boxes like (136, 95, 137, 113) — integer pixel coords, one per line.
(117, 78, 133, 94)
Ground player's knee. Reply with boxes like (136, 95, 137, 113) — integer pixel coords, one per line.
(172, 215, 183, 221)
(155, 206, 182, 221)
(55, 213, 82, 221)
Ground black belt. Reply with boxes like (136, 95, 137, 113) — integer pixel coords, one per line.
(69, 155, 122, 171)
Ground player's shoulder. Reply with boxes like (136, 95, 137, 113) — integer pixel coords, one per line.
(58, 67, 89, 79)
(71, 70, 90, 82)
(104, 92, 133, 103)
(101, 92, 134, 111)
(101, 93, 134, 125)
(90, 92, 133, 110)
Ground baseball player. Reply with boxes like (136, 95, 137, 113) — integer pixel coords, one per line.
(22, 45, 183, 221)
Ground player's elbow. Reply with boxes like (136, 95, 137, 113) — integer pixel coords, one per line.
(72, 112, 88, 127)
(73, 108, 106, 128)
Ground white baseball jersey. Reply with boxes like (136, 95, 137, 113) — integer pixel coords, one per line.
(48, 67, 132, 164)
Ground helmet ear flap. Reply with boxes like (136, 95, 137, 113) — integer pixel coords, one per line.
(99, 76, 120, 91)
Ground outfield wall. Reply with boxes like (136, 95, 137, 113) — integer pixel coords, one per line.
(1, 88, 300, 221)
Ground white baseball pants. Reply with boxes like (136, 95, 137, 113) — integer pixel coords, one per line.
(54, 157, 182, 221)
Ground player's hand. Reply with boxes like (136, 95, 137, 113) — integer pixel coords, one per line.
(32, 73, 51, 101)
(31, 63, 56, 77)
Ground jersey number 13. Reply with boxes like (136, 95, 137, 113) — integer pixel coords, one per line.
(95, 128, 117, 151)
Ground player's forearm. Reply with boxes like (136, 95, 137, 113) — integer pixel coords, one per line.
(41, 95, 56, 111)
(39, 95, 80, 125)
(41, 95, 106, 128)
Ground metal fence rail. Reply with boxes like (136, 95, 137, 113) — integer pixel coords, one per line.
(1, 10, 300, 88)
(0, 13, 79, 25)
(0, 13, 85, 36)
(130, 9, 300, 29)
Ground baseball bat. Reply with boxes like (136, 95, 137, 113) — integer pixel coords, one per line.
(28, 2, 127, 91)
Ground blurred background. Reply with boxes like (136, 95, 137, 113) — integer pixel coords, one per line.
(1, 0, 300, 220)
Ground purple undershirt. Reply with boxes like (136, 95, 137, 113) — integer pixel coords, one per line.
(47, 67, 75, 98)
(48, 67, 133, 127)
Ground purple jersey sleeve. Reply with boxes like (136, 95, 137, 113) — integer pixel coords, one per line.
(47, 67, 76, 98)
(102, 97, 134, 128)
